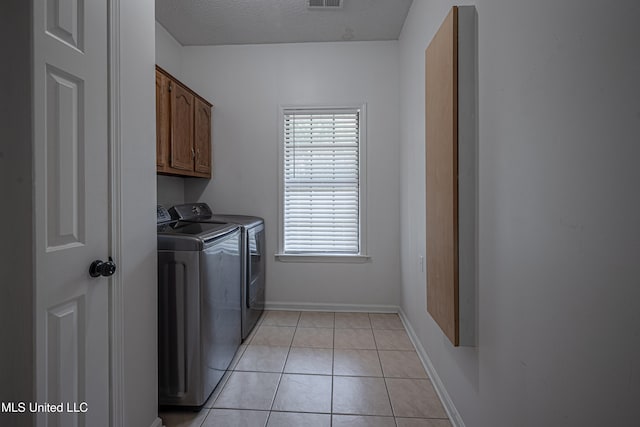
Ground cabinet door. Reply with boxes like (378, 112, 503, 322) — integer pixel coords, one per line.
(170, 82, 195, 171)
(156, 71, 170, 169)
(194, 98, 211, 176)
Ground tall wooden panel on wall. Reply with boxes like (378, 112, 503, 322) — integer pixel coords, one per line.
(426, 6, 459, 346)
(194, 98, 212, 177)
(156, 72, 170, 168)
(170, 82, 195, 171)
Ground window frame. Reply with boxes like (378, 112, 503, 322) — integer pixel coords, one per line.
(276, 104, 369, 263)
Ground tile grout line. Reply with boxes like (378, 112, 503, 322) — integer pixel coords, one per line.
(207, 342, 248, 411)
(265, 310, 300, 425)
(370, 312, 400, 426)
(219, 371, 427, 380)
(217, 327, 263, 418)
(166, 315, 263, 424)
(212, 312, 270, 422)
(330, 311, 335, 427)
(196, 407, 211, 427)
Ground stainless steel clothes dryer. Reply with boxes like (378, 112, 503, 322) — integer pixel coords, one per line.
(157, 205, 242, 407)
(170, 203, 265, 340)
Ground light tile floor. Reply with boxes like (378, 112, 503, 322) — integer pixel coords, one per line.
(160, 311, 452, 427)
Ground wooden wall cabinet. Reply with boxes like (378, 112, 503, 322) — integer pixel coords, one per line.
(156, 66, 212, 178)
(425, 6, 477, 347)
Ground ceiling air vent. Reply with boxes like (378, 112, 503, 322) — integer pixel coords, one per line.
(308, 0, 343, 9)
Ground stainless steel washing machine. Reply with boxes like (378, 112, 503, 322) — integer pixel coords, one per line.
(170, 203, 265, 340)
(157, 205, 242, 407)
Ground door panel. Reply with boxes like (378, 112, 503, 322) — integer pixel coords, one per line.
(156, 72, 169, 168)
(34, 0, 110, 425)
(248, 227, 264, 308)
(170, 83, 194, 171)
(46, 0, 84, 51)
(45, 65, 85, 250)
(194, 98, 211, 175)
(46, 298, 85, 427)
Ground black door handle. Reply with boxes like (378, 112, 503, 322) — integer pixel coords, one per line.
(89, 257, 117, 278)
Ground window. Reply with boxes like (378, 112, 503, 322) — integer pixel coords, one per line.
(278, 106, 368, 261)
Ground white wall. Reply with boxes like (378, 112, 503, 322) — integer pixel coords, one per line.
(0, 1, 34, 426)
(180, 42, 401, 308)
(155, 21, 183, 77)
(157, 175, 185, 207)
(120, 2, 159, 426)
(399, 1, 640, 426)
(155, 21, 187, 208)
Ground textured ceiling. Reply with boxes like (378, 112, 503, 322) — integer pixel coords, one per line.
(156, 0, 414, 46)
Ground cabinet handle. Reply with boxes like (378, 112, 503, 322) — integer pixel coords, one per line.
(168, 82, 172, 92)
(192, 148, 195, 159)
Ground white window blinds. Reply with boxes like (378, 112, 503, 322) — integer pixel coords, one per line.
(283, 109, 361, 254)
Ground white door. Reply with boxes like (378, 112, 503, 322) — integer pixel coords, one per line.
(33, 0, 110, 425)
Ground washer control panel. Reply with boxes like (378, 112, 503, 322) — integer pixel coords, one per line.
(156, 205, 173, 224)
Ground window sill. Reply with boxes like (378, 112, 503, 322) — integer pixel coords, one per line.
(275, 253, 371, 263)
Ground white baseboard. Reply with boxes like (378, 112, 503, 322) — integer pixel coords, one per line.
(398, 308, 466, 427)
(265, 301, 399, 313)
(150, 416, 164, 427)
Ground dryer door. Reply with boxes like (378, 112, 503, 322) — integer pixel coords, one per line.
(247, 224, 265, 311)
